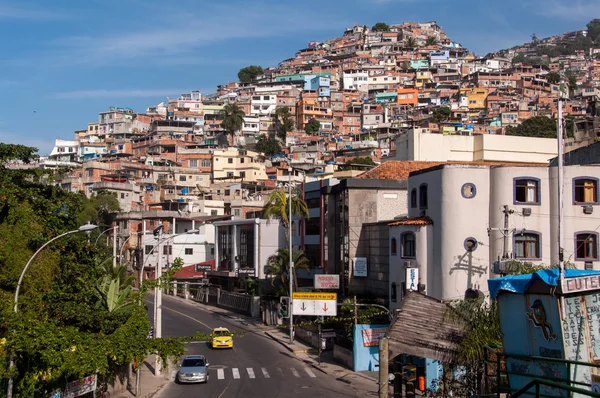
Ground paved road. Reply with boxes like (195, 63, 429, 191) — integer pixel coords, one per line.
(146, 294, 374, 398)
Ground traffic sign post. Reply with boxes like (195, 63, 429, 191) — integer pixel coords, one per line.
(291, 292, 337, 316)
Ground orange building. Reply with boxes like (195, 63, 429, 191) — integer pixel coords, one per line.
(397, 87, 419, 106)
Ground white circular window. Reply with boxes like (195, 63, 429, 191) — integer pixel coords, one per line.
(461, 183, 476, 199)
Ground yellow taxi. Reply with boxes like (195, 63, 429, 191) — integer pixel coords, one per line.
(211, 327, 234, 349)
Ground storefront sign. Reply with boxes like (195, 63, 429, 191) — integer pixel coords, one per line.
(561, 275, 600, 294)
(237, 268, 256, 277)
(314, 274, 340, 289)
(64, 374, 97, 398)
(353, 258, 368, 277)
(361, 327, 387, 347)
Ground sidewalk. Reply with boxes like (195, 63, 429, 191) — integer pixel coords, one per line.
(111, 355, 171, 398)
(264, 327, 379, 394)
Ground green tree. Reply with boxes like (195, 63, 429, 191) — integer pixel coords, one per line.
(588, 19, 600, 43)
(254, 134, 282, 157)
(406, 37, 417, 49)
(261, 188, 309, 245)
(371, 22, 390, 32)
(566, 71, 578, 95)
(531, 33, 538, 44)
(78, 190, 120, 230)
(304, 118, 321, 134)
(0, 143, 192, 396)
(432, 106, 451, 123)
(274, 106, 294, 141)
(512, 53, 526, 65)
(505, 116, 557, 138)
(264, 248, 311, 292)
(545, 71, 561, 84)
(218, 102, 246, 146)
(237, 65, 264, 83)
(426, 36, 437, 46)
(344, 156, 376, 170)
(400, 61, 411, 71)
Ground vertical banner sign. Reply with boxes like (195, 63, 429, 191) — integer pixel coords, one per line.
(406, 268, 419, 291)
(353, 257, 368, 277)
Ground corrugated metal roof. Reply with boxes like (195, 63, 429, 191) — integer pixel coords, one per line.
(388, 217, 433, 226)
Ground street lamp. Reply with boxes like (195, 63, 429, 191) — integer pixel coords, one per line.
(288, 167, 294, 344)
(7, 223, 98, 398)
(94, 226, 119, 268)
(141, 227, 199, 376)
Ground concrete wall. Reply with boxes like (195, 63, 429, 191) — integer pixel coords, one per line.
(333, 344, 354, 369)
(394, 129, 557, 164)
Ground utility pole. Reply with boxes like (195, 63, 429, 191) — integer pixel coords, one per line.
(379, 337, 389, 398)
(153, 225, 163, 376)
(558, 95, 565, 279)
(113, 225, 118, 268)
(502, 205, 514, 259)
(288, 167, 294, 344)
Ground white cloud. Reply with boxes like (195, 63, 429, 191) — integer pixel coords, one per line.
(54, 89, 189, 100)
(532, 0, 600, 21)
(0, 4, 68, 20)
(45, 3, 350, 65)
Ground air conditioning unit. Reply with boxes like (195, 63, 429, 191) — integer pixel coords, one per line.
(522, 208, 531, 217)
(583, 205, 594, 214)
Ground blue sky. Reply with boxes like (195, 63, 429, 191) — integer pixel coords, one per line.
(0, 0, 597, 154)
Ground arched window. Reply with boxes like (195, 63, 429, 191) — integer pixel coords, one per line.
(391, 282, 397, 302)
(419, 184, 428, 209)
(391, 237, 397, 255)
(575, 232, 599, 260)
(401, 232, 416, 258)
(410, 188, 417, 208)
(514, 230, 541, 260)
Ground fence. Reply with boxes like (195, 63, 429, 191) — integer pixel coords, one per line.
(166, 281, 259, 317)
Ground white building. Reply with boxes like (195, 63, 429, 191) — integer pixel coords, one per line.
(388, 163, 600, 309)
(250, 94, 277, 116)
(43, 139, 80, 168)
(392, 128, 558, 164)
(343, 70, 369, 91)
(242, 116, 260, 137)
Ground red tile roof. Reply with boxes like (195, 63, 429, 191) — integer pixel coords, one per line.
(356, 160, 546, 180)
(173, 260, 214, 279)
(388, 217, 433, 226)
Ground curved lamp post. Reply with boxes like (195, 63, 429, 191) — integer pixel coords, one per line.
(94, 226, 117, 246)
(7, 223, 98, 398)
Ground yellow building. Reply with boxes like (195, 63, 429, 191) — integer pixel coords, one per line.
(212, 148, 268, 182)
(466, 87, 488, 110)
(415, 71, 432, 88)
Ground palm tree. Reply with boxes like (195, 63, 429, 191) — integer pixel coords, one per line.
(218, 102, 245, 146)
(264, 248, 311, 291)
(262, 187, 309, 244)
(426, 36, 437, 46)
(406, 36, 417, 49)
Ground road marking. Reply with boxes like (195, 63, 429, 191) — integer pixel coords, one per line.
(247, 368, 255, 379)
(217, 369, 224, 380)
(304, 368, 317, 378)
(290, 367, 300, 378)
(232, 368, 240, 379)
(146, 301, 212, 331)
(261, 368, 270, 378)
(276, 367, 284, 376)
(188, 340, 208, 344)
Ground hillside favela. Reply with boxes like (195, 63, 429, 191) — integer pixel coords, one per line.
(5, 14, 600, 398)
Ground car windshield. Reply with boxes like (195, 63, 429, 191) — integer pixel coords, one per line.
(182, 358, 205, 367)
(213, 330, 231, 337)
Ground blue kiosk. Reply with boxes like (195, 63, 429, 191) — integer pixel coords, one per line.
(489, 269, 600, 397)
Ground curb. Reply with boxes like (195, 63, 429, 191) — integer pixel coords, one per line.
(263, 331, 329, 375)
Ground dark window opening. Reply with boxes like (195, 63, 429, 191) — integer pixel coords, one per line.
(576, 233, 598, 260)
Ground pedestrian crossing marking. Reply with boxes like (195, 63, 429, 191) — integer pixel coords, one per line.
(247, 368, 255, 379)
(217, 369, 224, 380)
(290, 368, 301, 378)
(232, 368, 240, 379)
(305, 368, 316, 378)
(276, 367, 284, 376)
(261, 368, 270, 378)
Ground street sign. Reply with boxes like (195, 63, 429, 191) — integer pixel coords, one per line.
(314, 274, 340, 289)
(292, 299, 337, 316)
(292, 292, 337, 300)
(321, 331, 336, 338)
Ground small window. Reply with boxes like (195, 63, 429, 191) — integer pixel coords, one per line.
(227, 172, 234, 178)
(189, 159, 198, 168)
(401, 233, 416, 258)
(228, 158, 233, 164)
(391, 237, 397, 255)
(461, 183, 476, 199)
(391, 282, 397, 302)
(185, 248, 193, 255)
(514, 178, 540, 204)
(211, 210, 218, 216)
(240, 158, 245, 164)
(240, 171, 246, 178)
(574, 178, 598, 204)
(201, 159, 211, 168)
(410, 189, 417, 208)
(234, 209, 241, 217)
(514, 231, 541, 260)
(145, 245, 154, 255)
(419, 184, 428, 209)
(576, 232, 598, 260)
(179, 175, 187, 182)
(163, 245, 172, 255)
